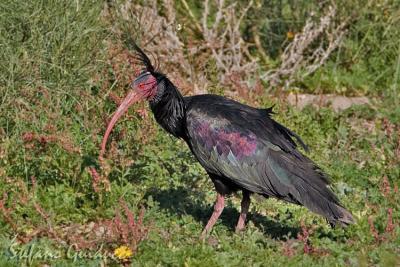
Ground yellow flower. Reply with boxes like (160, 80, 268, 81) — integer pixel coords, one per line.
(114, 245, 133, 260)
(286, 31, 295, 40)
(383, 9, 389, 18)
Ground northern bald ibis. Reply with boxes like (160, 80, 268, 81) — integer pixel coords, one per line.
(100, 43, 354, 238)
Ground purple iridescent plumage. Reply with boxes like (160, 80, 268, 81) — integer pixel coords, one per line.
(192, 119, 257, 159)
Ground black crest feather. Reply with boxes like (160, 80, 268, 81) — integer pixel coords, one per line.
(125, 37, 154, 73)
(132, 43, 154, 73)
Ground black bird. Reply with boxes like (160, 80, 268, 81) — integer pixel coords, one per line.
(100, 44, 354, 238)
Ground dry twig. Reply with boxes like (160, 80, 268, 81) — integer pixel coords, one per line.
(105, 0, 259, 94)
(263, 6, 349, 89)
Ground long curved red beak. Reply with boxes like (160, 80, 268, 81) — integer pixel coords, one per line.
(100, 90, 142, 158)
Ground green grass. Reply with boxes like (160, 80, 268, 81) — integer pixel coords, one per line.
(0, 0, 399, 266)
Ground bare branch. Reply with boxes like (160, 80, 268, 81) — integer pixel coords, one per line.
(107, 0, 259, 95)
(263, 6, 349, 89)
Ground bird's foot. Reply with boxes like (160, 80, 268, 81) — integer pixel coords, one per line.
(199, 233, 208, 242)
(200, 230, 208, 240)
(235, 225, 246, 234)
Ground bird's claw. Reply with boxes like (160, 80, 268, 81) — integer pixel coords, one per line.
(235, 226, 245, 234)
(200, 230, 208, 241)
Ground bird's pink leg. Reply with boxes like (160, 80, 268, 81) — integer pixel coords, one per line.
(235, 191, 250, 233)
(201, 193, 225, 239)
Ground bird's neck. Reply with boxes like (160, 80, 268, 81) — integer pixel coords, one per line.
(149, 81, 186, 138)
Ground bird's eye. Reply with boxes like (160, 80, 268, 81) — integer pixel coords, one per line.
(139, 82, 145, 89)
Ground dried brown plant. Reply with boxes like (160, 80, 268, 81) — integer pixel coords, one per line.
(198, 0, 259, 93)
(263, 6, 350, 89)
(104, 0, 259, 95)
(0, 176, 150, 256)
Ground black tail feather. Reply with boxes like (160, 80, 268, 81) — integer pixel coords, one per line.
(267, 149, 354, 227)
(289, 174, 355, 227)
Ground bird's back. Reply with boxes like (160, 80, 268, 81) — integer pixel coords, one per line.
(184, 94, 307, 155)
